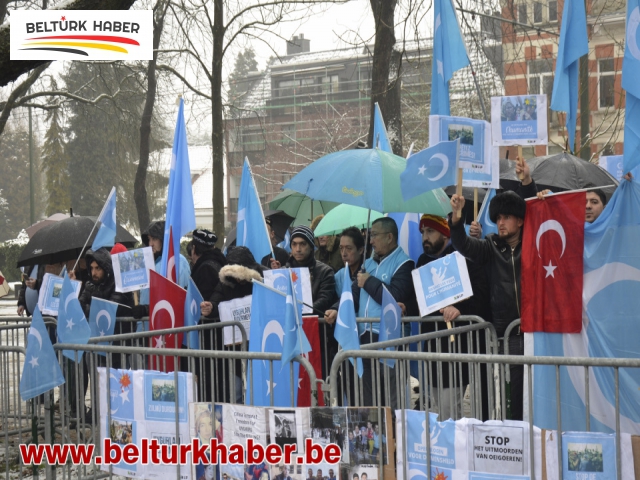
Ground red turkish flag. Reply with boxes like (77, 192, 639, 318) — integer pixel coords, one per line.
(521, 192, 584, 333)
(166, 227, 177, 283)
(149, 269, 186, 371)
(297, 315, 325, 407)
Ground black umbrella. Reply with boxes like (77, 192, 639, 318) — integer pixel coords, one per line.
(223, 210, 294, 251)
(17, 216, 138, 267)
(500, 153, 618, 199)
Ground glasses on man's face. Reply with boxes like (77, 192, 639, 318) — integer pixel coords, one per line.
(369, 231, 388, 238)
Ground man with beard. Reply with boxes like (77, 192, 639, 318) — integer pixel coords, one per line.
(132, 220, 191, 321)
(416, 215, 491, 419)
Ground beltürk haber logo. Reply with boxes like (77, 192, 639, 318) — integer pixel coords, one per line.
(10, 10, 152, 60)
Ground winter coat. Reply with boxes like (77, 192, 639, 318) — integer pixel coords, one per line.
(448, 218, 522, 338)
(17, 263, 46, 316)
(314, 235, 343, 273)
(191, 248, 227, 301)
(78, 247, 134, 333)
(204, 264, 264, 322)
(287, 255, 337, 314)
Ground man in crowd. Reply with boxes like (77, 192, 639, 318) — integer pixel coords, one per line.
(584, 185, 607, 223)
(270, 225, 337, 377)
(326, 217, 415, 408)
(132, 220, 190, 321)
(187, 228, 227, 300)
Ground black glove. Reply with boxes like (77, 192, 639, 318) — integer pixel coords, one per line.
(131, 304, 149, 319)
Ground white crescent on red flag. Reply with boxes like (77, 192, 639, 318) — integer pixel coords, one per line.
(521, 192, 585, 333)
(148, 269, 186, 372)
(166, 227, 177, 283)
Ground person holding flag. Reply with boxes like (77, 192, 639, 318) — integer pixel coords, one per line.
(187, 229, 227, 300)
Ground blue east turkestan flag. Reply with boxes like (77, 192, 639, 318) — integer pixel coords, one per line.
(477, 188, 498, 237)
(20, 307, 65, 401)
(159, 98, 196, 281)
(281, 272, 311, 367)
(400, 139, 459, 201)
(532, 180, 640, 434)
(388, 212, 423, 263)
(57, 273, 91, 361)
(430, 0, 470, 116)
(88, 297, 118, 356)
(378, 285, 402, 367)
(183, 278, 203, 349)
(277, 229, 291, 253)
(91, 186, 117, 251)
(373, 102, 392, 152)
(237, 158, 272, 261)
(334, 265, 363, 377)
(550, 0, 588, 153)
(623, 0, 640, 173)
(248, 282, 298, 406)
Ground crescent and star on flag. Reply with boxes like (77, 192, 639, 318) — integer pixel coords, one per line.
(536, 219, 567, 278)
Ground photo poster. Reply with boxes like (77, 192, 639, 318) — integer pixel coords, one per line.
(411, 251, 473, 317)
(345, 407, 395, 480)
(303, 461, 341, 480)
(270, 462, 305, 480)
(190, 403, 225, 480)
(112, 246, 155, 293)
(269, 408, 310, 454)
(491, 95, 548, 146)
(218, 295, 252, 345)
(429, 115, 500, 188)
(264, 268, 313, 314)
(220, 404, 269, 480)
(38, 273, 81, 316)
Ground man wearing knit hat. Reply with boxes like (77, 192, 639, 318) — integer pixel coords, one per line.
(270, 225, 338, 377)
(187, 229, 227, 301)
(449, 188, 529, 420)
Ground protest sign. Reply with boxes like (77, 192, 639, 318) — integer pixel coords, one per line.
(38, 273, 81, 316)
(112, 246, 155, 293)
(264, 268, 313, 314)
(491, 95, 548, 146)
(411, 252, 473, 317)
(218, 295, 252, 345)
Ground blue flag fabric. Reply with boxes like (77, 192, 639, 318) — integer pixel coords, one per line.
(281, 272, 312, 367)
(430, 0, 470, 116)
(378, 285, 402, 367)
(159, 99, 196, 281)
(91, 186, 117, 250)
(373, 103, 392, 152)
(88, 297, 118, 356)
(183, 278, 203, 349)
(334, 266, 363, 377)
(277, 229, 291, 253)
(56, 273, 91, 361)
(388, 212, 423, 263)
(532, 180, 640, 433)
(550, 0, 588, 153)
(623, 2, 640, 173)
(20, 307, 65, 401)
(248, 282, 298, 406)
(477, 188, 498, 237)
(400, 139, 459, 201)
(237, 158, 272, 261)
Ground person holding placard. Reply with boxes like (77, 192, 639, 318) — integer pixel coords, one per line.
(449, 190, 528, 420)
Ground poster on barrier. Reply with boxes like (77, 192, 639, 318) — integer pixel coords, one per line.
(38, 273, 81, 316)
(412, 252, 473, 317)
(98, 368, 194, 479)
(218, 295, 252, 345)
(269, 408, 309, 453)
(264, 268, 312, 314)
(469, 421, 529, 476)
(491, 95, 548, 146)
(190, 403, 224, 480)
(111, 246, 155, 293)
(345, 407, 395, 480)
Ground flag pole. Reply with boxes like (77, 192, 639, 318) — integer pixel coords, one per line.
(473, 188, 478, 221)
(72, 186, 115, 272)
(524, 185, 617, 201)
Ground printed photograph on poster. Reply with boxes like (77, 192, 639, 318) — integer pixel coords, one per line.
(195, 461, 214, 480)
(190, 403, 213, 446)
(567, 443, 603, 472)
(38, 273, 82, 316)
(491, 94, 548, 146)
(269, 408, 308, 452)
(264, 267, 313, 314)
(561, 432, 615, 479)
(310, 408, 349, 463)
(348, 465, 378, 480)
(244, 463, 271, 480)
(271, 463, 304, 480)
(219, 464, 244, 480)
(430, 115, 491, 173)
(109, 419, 134, 445)
(143, 372, 189, 423)
(346, 408, 388, 466)
(305, 462, 338, 480)
(112, 246, 155, 293)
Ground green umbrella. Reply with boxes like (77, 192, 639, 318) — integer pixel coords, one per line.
(269, 190, 339, 226)
(314, 204, 384, 237)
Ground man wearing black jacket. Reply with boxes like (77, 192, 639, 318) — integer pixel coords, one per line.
(187, 229, 227, 301)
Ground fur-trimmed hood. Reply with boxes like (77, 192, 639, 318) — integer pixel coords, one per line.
(219, 264, 263, 288)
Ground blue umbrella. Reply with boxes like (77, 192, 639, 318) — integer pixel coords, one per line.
(283, 149, 452, 215)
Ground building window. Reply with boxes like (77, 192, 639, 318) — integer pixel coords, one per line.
(599, 58, 615, 108)
(321, 75, 339, 93)
(243, 129, 265, 152)
(278, 79, 298, 98)
(528, 59, 554, 102)
(534, 2, 543, 23)
(548, 1, 558, 22)
(518, 4, 528, 24)
(281, 124, 296, 144)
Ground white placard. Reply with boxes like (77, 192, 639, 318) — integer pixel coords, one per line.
(263, 268, 313, 314)
(38, 273, 81, 316)
(411, 252, 473, 317)
(491, 94, 548, 146)
(218, 295, 252, 345)
(111, 246, 156, 293)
